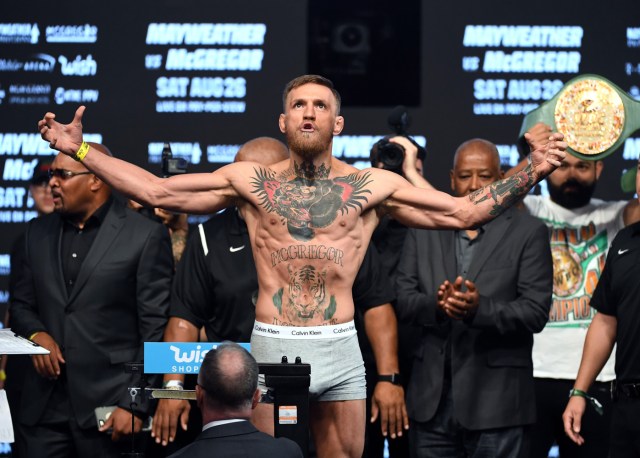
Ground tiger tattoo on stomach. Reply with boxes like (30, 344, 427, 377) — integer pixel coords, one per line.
(272, 264, 338, 326)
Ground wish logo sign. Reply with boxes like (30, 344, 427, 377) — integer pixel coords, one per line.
(144, 342, 250, 374)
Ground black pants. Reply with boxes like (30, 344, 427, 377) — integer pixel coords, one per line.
(409, 385, 530, 458)
(19, 420, 143, 458)
(530, 378, 611, 458)
(610, 396, 640, 457)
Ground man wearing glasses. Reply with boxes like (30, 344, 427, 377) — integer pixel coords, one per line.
(10, 144, 174, 457)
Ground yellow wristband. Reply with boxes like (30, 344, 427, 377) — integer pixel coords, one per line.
(28, 332, 39, 341)
(0, 369, 6, 382)
(74, 141, 90, 162)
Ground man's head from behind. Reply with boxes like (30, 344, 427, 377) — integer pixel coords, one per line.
(196, 342, 260, 421)
(234, 136, 289, 165)
(49, 142, 112, 222)
(546, 152, 602, 209)
(450, 139, 503, 197)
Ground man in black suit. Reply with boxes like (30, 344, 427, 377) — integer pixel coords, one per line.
(168, 342, 302, 458)
(395, 139, 553, 457)
(10, 144, 173, 457)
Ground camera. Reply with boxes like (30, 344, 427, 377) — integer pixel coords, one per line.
(372, 138, 407, 173)
(370, 106, 425, 175)
(161, 142, 188, 178)
(134, 143, 188, 223)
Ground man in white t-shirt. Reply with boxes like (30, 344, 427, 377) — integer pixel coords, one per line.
(517, 123, 640, 457)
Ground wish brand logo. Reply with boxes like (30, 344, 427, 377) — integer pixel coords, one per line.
(144, 342, 250, 374)
(170, 344, 210, 363)
(58, 54, 97, 76)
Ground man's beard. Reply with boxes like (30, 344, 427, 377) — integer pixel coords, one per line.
(548, 178, 596, 209)
(286, 129, 332, 159)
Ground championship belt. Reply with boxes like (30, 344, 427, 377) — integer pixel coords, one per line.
(519, 74, 640, 161)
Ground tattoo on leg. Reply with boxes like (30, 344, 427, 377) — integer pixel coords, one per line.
(468, 165, 535, 215)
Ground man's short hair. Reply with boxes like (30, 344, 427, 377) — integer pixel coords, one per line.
(197, 342, 258, 410)
(282, 74, 341, 114)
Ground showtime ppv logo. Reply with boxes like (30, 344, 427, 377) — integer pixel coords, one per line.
(54, 87, 99, 104)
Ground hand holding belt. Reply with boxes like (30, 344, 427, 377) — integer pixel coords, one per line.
(519, 74, 640, 161)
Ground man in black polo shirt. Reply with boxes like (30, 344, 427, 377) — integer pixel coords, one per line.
(563, 163, 640, 456)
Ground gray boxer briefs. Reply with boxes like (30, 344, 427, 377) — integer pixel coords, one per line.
(251, 321, 366, 402)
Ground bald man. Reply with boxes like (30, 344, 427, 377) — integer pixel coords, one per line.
(395, 139, 553, 457)
(234, 136, 289, 163)
(167, 342, 302, 458)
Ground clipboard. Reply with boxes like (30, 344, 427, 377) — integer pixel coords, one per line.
(0, 329, 50, 355)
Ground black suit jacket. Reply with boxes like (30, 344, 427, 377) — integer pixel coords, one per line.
(10, 198, 173, 428)
(167, 421, 303, 458)
(395, 207, 552, 430)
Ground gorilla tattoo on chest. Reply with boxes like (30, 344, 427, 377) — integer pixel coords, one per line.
(251, 163, 372, 241)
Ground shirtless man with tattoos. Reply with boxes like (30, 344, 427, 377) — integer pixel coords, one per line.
(38, 75, 566, 458)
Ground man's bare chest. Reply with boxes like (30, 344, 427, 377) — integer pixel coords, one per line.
(249, 168, 373, 242)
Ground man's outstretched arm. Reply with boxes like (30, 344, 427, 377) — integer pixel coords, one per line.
(39, 106, 239, 214)
(380, 132, 566, 230)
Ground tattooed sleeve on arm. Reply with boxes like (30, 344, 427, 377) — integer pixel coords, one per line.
(468, 165, 535, 216)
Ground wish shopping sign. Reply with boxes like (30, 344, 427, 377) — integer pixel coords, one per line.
(144, 342, 251, 374)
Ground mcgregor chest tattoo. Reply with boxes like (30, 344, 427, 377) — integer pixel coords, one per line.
(251, 166, 372, 241)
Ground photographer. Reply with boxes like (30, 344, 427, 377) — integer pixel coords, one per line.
(360, 120, 431, 458)
(128, 143, 189, 265)
(371, 135, 432, 189)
